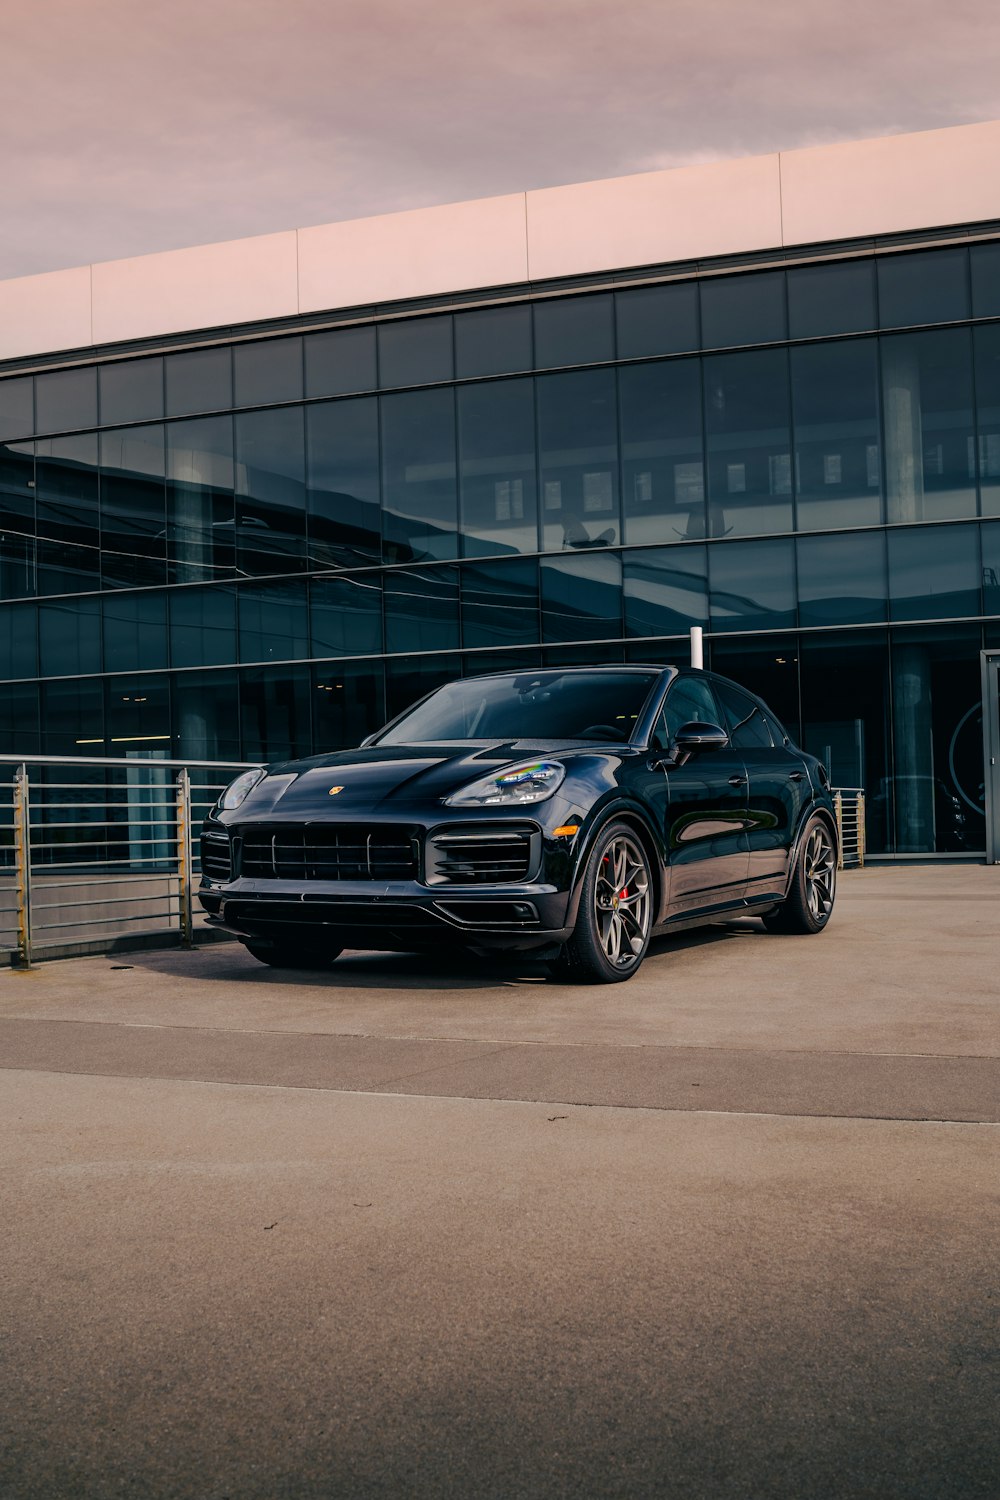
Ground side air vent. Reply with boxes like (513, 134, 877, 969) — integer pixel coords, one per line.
(425, 824, 539, 886)
(200, 831, 232, 882)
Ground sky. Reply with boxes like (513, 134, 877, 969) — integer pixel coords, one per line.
(3, 0, 1000, 281)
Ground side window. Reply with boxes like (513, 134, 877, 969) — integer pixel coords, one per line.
(663, 676, 723, 741)
(713, 679, 774, 749)
(762, 705, 791, 747)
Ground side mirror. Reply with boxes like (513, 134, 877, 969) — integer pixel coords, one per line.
(673, 720, 730, 755)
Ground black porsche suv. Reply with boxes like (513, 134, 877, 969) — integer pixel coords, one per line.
(199, 665, 838, 983)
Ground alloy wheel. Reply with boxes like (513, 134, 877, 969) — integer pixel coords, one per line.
(803, 825, 836, 923)
(594, 834, 652, 968)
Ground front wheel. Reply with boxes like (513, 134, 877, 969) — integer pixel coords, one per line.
(763, 815, 836, 935)
(242, 938, 342, 969)
(555, 822, 654, 984)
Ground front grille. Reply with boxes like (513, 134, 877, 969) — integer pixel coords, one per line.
(200, 832, 232, 882)
(236, 824, 419, 882)
(426, 825, 537, 886)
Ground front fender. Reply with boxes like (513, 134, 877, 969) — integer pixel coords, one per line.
(564, 797, 667, 928)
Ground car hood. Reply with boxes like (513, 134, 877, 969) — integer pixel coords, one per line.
(226, 741, 608, 819)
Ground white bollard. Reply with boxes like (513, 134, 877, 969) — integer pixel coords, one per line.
(689, 626, 704, 670)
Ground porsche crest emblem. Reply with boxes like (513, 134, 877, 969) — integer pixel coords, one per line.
(328, 785, 344, 796)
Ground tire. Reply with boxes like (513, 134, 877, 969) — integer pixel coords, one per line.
(242, 938, 342, 969)
(762, 815, 836, 935)
(555, 821, 654, 984)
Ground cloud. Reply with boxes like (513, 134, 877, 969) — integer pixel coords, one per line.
(1, 0, 998, 278)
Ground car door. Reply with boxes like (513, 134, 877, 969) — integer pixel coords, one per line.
(653, 674, 750, 913)
(710, 677, 811, 899)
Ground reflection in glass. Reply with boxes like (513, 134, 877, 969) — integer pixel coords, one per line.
(41, 677, 104, 755)
(461, 557, 539, 649)
(313, 659, 385, 751)
(537, 369, 619, 552)
(974, 325, 1000, 516)
(704, 349, 792, 537)
(887, 524, 980, 621)
(234, 407, 307, 574)
(378, 316, 453, 388)
(787, 260, 875, 339)
(881, 330, 976, 523)
(0, 683, 39, 754)
(103, 591, 168, 673)
(304, 326, 377, 397)
(615, 282, 699, 360)
(540, 552, 622, 642)
(1, 440, 38, 598)
(310, 574, 383, 657)
(99, 358, 164, 425)
(40, 597, 100, 677)
(971, 244, 1000, 320)
(169, 584, 237, 668)
(0, 377, 33, 441)
(233, 337, 303, 407)
(384, 566, 459, 654)
(707, 636, 800, 741)
(796, 531, 887, 627)
(165, 347, 232, 417)
(99, 425, 167, 589)
(238, 580, 309, 662)
(623, 545, 707, 638)
(981, 522, 1000, 618)
(792, 339, 882, 530)
(173, 671, 241, 762)
(533, 295, 614, 369)
(306, 398, 381, 568)
(0, 602, 38, 679)
(700, 271, 786, 348)
(381, 388, 458, 562)
(454, 305, 532, 378)
(799, 631, 889, 851)
(385, 654, 462, 721)
(35, 367, 97, 434)
(620, 360, 705, 544)
(240, 666, 311, 762)
(458, 379, 537, 556)
(166, 417, 236, 583)
(877, 248, 969, 328)
(709, 538, 795, 630)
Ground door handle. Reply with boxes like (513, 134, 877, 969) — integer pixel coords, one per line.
(728, 774, 748, 787)
(789, 771, 805, 782)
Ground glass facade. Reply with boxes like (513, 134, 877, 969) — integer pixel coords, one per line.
(1, 238, 998, 854)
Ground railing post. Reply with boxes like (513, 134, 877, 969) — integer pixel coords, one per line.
(833, 790, 844, 870)
(176, 768, 194, 949)
(857, 792, 866, 869)
(13, 764, 32, 969)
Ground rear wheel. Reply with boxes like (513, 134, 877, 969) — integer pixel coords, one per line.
(555, 822, 654, 984)
(242, 939, 342, 969)
(763, 816, 836, 935)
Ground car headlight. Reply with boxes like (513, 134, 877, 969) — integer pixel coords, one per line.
(219, 768, 266, 811)
(446, 760, 566, 808)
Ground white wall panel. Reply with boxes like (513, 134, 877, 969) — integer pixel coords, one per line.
(0, 266, 91, 360)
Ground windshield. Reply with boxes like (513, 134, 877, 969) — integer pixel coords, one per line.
(375, 671, 660, 745)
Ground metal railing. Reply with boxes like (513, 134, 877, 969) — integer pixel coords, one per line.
(0, 754, 256, 968)
(833, 787, 866, 869)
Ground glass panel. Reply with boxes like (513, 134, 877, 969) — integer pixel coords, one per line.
(615, 282, 699, 359)
(234, 407, 307, 574)
(700, 271, 786, 348)
(40, 677, 104, 755)
(313, 659, 386, 752)
(384, 565, 459, 654)
(709, 537, 796, 630)
(543, 641, 625, 667)
(310, 574, 383, 657)
(381, 387, 458, 563)
(974, 325, 1000, 517)
(238, 580, 309, 663)
(533, 294, 614, 369)
(166, 416, 236, 583)
(98, 358, 164, 425)
(99, 425, 167, 589)
(240, 666, 311, 761)
(887, 524, 980, 621)
(39, 596, 101, 677)
(796, 531, 887, 627)
(800, 630, 889, 850)
(35, 367, 97, 433)
(877, 248, 970, 328)
(233, 337, 303, 407)
(540, 552, 622, 642)
(787, 260, 876, 339)
(458, 378, 538, 556)
(106, 675, 171, 750)
(102, 591, 168, 673)
(707, 636, 800, 740)
(0, 440, 37, 598)
(620, 360, 705, 543)
(173, 670, 241, 762)
(454, 305, 532, 378)
(164, 347, 232, 417)
(36, 435, 99, 596)
(463, 649, 543, 678)
(623, 545, 708, 638)
(881, 330, 976, 524)
(983, 522, 1000, 619)
(889, 625, 985, 853)
(304, 326, 377, 397)
(712, 678, 773, 747)
(0, 683, 39, 755)
(169, 584, 237, 668)
(792, 339, 882, 530)
(704, 349, 793, 537)
(0, 602, 37, 679)
(971, 244, 1000, 319)
(461, 557, 539, 649)
(385, 653, 462, 722)
(0, 377, 33, 441)
(305, 398, 381, 569)
(378, 316, 453, 388)
(537, 368, 619, 551)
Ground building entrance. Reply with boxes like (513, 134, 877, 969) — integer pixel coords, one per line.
(983, 653, 1000, 864)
